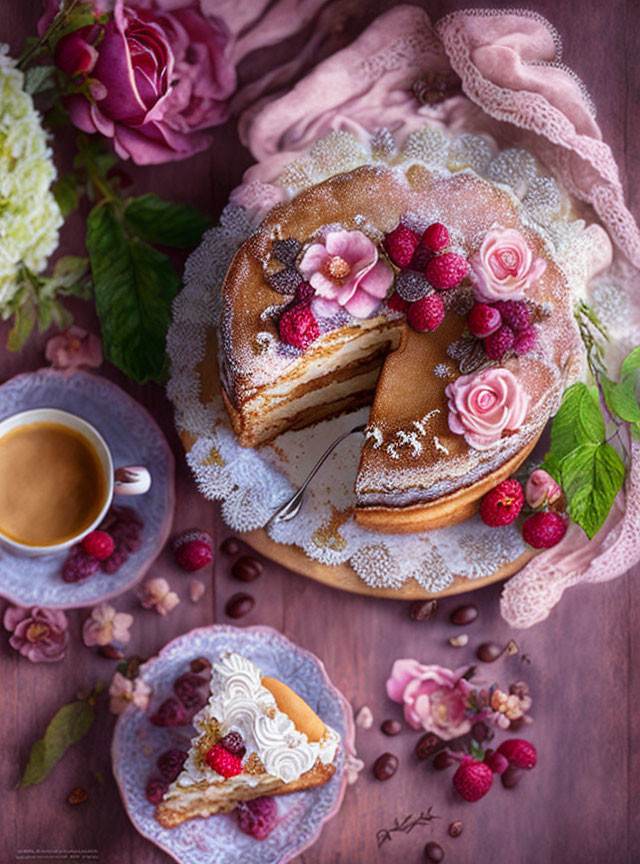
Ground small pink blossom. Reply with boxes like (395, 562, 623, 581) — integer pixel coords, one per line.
(525, 469, 562, 509)
(470, 228, 546, 303)
(386, 659, 474, 741)
(299, 230, 393, 319)
(82, 603, 133, 648)
(138, 577, 180, 615)
(45, 326, 103, 370)
(108, 670, 152, 714)
(3, 605, 69, 663)
(189, 579, 206, 603)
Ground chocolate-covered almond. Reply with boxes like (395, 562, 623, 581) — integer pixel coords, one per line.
(373, 753, 398, 781)
(450, 604, 478, 625)
(225, 593, 255, 619)
(231, 556, 263, 582)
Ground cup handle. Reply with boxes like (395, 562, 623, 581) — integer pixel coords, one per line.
(114, 466, 152, 496)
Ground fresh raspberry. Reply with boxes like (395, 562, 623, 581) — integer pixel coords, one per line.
(483, 324, 515, 360)
(494, 300, 530, 332)
(513, 325, 538, 356)
(396, 271, 432, 303)
(205, 743, 243, 777)
(383, 224, 420, 268)
(407, 294, 445, 332)
(293, 281, 314, 305)
(387, 292, 409, 313)
(82, 530, 115, 561)
(173, 530, 214, 572)
(266, 267, 301, 295)
(100, 507, 143, 573)
(219, 731, 246, 759)
(173, 672, 208, 709)
(452, 756, 493, 802)
(522, 511, 567, 549)
(278, 303, 320, 350)
(467, 302, 502, 338)
(157, 749, 188, 783)
(425, 252, 469, 291)
(236, 796, 278, 840)
(62, 545, 100, 583)
(480, 479, 524, 527)
(408, 244, 432, 272)
(484, 750, 509, 775)
(421, 222, 450, 252)
(150, 698, 192, 727)
(145, 777, 168, 804)
(496, 739, 537, 770)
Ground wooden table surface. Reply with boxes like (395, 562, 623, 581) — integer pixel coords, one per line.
(3, 2, 640, 863)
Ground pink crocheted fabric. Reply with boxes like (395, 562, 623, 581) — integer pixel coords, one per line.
(228, 5, 640, 628)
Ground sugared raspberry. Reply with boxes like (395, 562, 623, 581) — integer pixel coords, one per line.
(100, 507, 144, 573)
(278, 303, 320, 350)
(396, 271, 432, 303)
(387, 292, 409, 313)
(480, 479, 524, 527)
(513, 326, 538, 356)
(496, 738, 537, 769)
(82, 530, 115, 561)
(62, 545, 100, 583)
(452, 756, 493, 802)
(150, 698, 192, 727)
(205, 743, 243, 777)
(236, 796, 278, 840)
(407, 294, 445, 332)
(157, 749, 188, 783)
(425, 252, 469, 291)
(421, 222, 450, 252)
(494, 300, 530, 332)
(173, 530, 214, 572)
(484, 750, 509, 774)
(173, 672, 208, 709)
(383, 224, 420, 268)
(409, 244, 432, 272)
(483, 324, 515, 360)
(467, 303, 502, 338)
(219, 731, 246, 758)
(293, 281, 314, 305)
(522, 511, 567, 549)
(145, 777, 168, 804)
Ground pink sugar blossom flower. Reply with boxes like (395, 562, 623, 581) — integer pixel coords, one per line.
(82, 603, 134, 648)
(108, 670, 152, 714)
(45, 326, 103, 370)
(470, 228, 547, 303)
(299, 230, 393, 319)
(3, 606, 69, 663)
(138, 577, 180, 615)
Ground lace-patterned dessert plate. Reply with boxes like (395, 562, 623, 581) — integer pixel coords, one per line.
(0, 368, 174, 609)
(111, 624, 355, 864)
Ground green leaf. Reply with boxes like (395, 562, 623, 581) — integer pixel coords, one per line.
(547, 382, 606, 463)
(560, 442, 625, 539)
(124, 194, 212, 248)
(24, 65, 57, 95)
(48, 9, 97, 53)
(20, 700, 94, 788)
(7, 301, 37, 351)
(621, 346, 640, 384)
(600, 375, 640, 424)
(52, 255, 89, 288)
(87, 201, 179, 383)
(53, 175, 80, 218)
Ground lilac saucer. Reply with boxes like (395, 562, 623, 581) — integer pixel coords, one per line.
(112, 625, 355, 864)
(0, 368, 174, 608)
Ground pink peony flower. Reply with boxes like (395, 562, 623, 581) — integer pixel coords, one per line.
(108, 670, 152, 714)
(82, 603, 134, 647)
(525, 469, 562, 509)
(386, 659, 474, 741)
(138, 577, 180, 615)
(299, 230, 393, 319)
(470, 228, 546, 302)
(45, 325, 103, 370)
(40, 0, 236, 165)
(445, 367, 530, 451)
(3, 606, 69, 663)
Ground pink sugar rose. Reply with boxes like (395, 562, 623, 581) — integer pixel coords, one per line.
(108, 670, 152, 714)
(386, 659, 474, 740)
(82, 603, 134, 647)
(40, 0, 236, 165)
(3, 605, 69, 663)
(470, 228, 547, 303)
(446, 367, 530, 451)
(45, 325, 103, 370)
(525, 468, 562, 509)
(299, 230, 393, 319)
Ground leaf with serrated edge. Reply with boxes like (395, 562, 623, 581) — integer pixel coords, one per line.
(20, 701, 94, 788)
(561, 442, 625, 539)
(124, 194, 211, 249)
(621, 346, 640, 383)
(547, 383, 605, 463)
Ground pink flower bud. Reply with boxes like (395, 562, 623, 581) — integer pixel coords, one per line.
(525, 469, 562, 509)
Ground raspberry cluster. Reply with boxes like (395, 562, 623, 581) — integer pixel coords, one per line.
(278, 282, 320, 350)
(467, 299, 538, 361)
(62, 506, 143, 582)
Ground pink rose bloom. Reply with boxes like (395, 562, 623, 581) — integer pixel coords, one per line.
(82, 603, 134, 647)
(386, 659, 473, 740)
(470, 228, 547, 302)
(3, 606, 69, 663)
(108, 670, 152, 714)
(41, 0, 236, 165)
(446, 367, 530, 451)
(299, 230, 393, 319)
(45, 325, 103, 370)
(525, 468, 562, 509)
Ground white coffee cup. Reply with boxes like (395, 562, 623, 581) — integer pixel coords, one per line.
(0, 408, 151, 557)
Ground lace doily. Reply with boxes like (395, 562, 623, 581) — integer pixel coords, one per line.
(111, 625, 354, 864)
(167, 129, 628, 592)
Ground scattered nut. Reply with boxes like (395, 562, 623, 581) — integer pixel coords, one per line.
(448, 634, 469, 647)
(410, 599, 438, 621)
(98, 644, 124, 660)
(355, 706, 373, 729)
(189, 579, 206, 603)
(506, 639, 519, 656)
(448, 820, 463, 838)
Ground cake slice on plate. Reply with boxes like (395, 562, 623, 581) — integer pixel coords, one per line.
(155, 652, 340, 828)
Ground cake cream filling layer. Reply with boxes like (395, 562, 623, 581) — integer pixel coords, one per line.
(175, 653, 339, 791)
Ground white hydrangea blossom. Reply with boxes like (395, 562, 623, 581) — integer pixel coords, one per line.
(0, 48, 63, 315)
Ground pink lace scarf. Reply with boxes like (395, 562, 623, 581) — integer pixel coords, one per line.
(227, 5, 640, 628)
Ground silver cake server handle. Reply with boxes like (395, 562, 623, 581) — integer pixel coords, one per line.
(267, 423, 366, 526)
